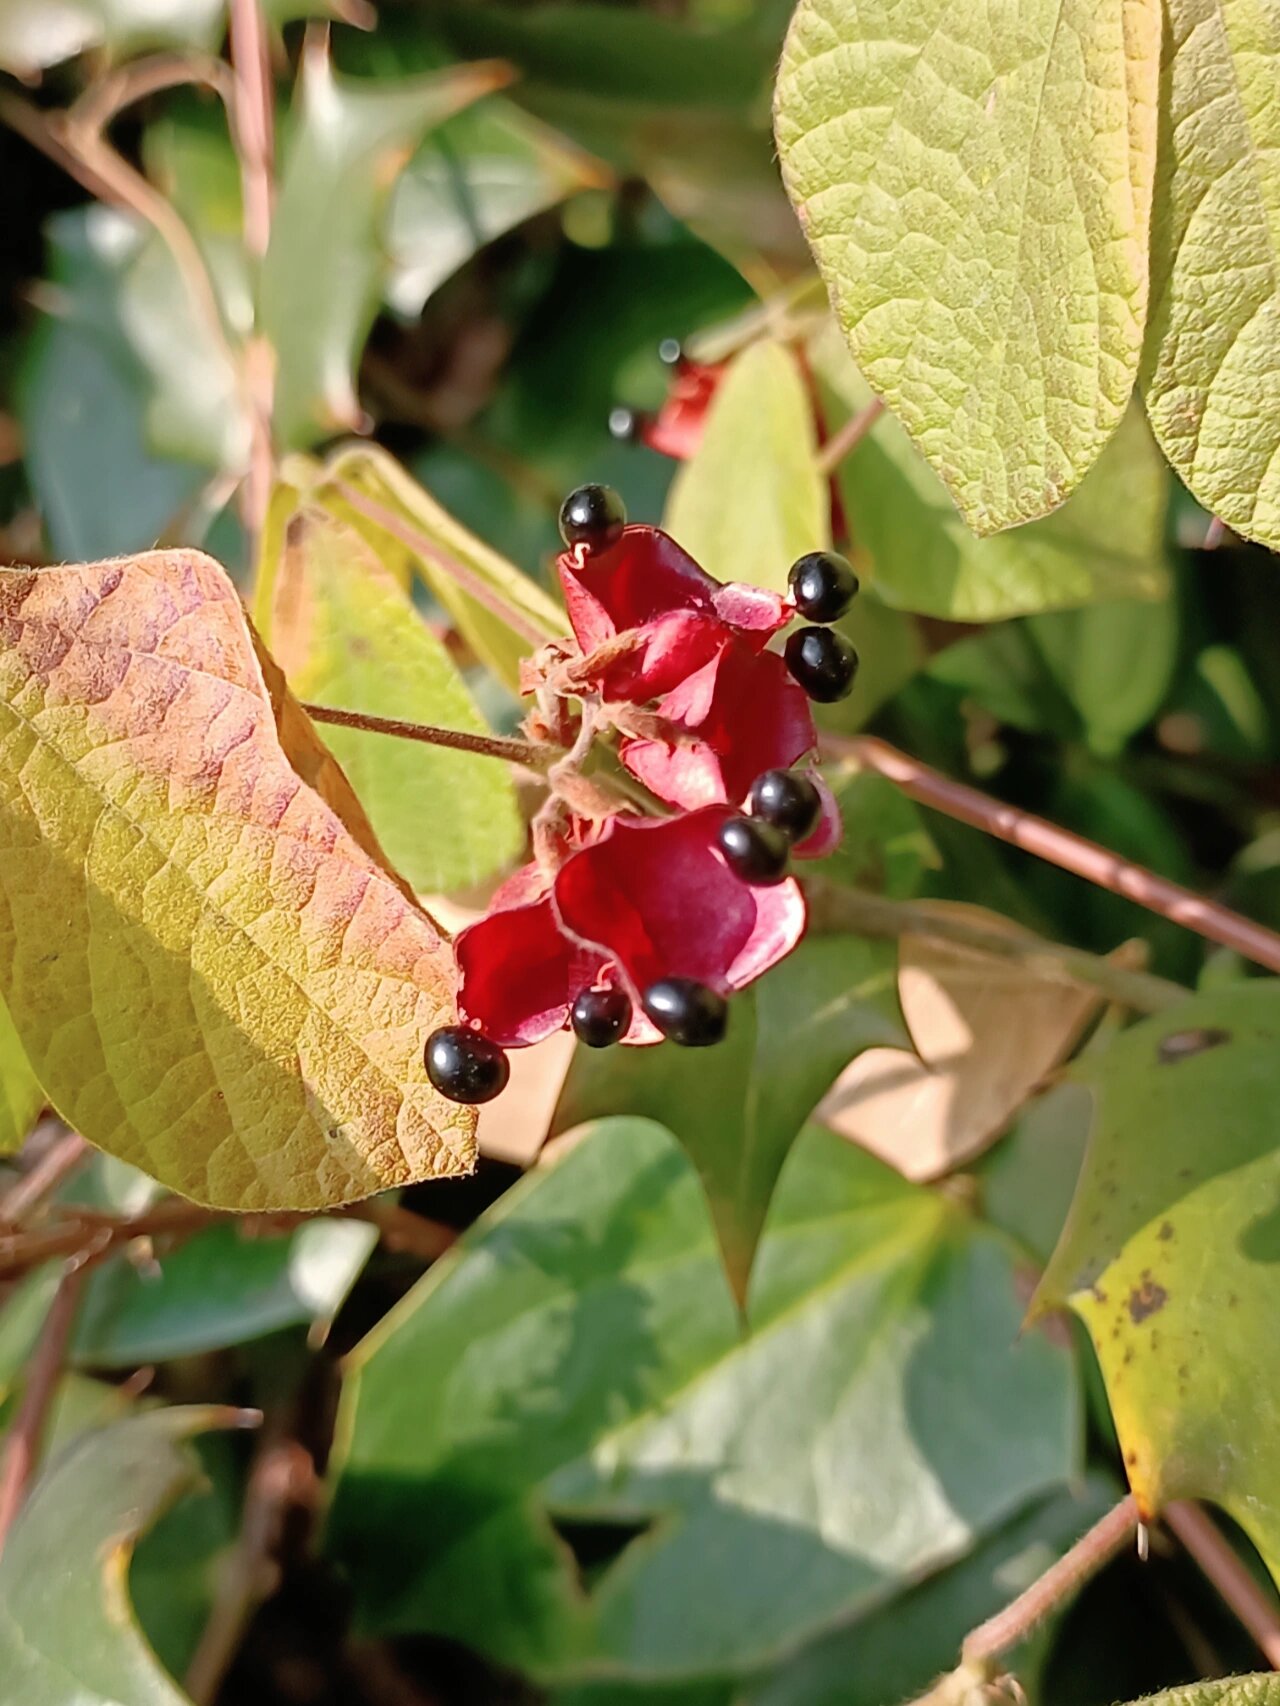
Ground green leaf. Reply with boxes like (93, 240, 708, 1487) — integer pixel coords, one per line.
(327, 1118, 1079, 1680)
(1141, 0, 1280, 552)
(551, 935, 904, 1301)
(816, 769, 939, 899)
(776, 0, 1161, 534)
(0, 1406, 253, 1705)
(0, 0, 357, 70)
(261, 49, 512, 450)
(308, 442, 565, 693)
(1036, 985, 1280, 1580)
(255, 496, 522, 893)
(815, 328, 1170, 618)
(1024, 592, 1178, 757)
(664, 340, 827, 589)
(0, 990, 43, 1154)
(1112, 1683, 1280, 1706)
(72, 1218, 376, 1368)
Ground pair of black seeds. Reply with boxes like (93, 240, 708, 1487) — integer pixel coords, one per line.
(558, 486, 860, 706)
(717, 767, 823, 886)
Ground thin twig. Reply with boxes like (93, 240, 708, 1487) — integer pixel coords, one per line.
(815, 396, 886, 475)
(830, 734, 1280, 976)
(1166, 1502, 1280, 1667)
(0, 1262, 87, 1556)
(808, 885, 1189, 1014)
(303, 702, 554, 767)
(963, 1495, 1139, 1664)
(68, 51, 234, 133)
(0, 1129, 89, 1226)
(331, 478, 555, 650)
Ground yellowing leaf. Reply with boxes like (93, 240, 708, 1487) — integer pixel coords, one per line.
(821, 905, 1100, 1181)
(664, 340, 828, 590)
(776, 0, 1161, 534)
(0, 551, 475, 1209)
(0, 989, 42, 1155)
(257, 497, 522, 895)
(309, 442, 565, 693)
(1141, 0, 1280, 551)
(261, 49, 513, 449)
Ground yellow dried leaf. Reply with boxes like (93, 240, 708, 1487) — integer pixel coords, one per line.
(0, 550, 475, 1209)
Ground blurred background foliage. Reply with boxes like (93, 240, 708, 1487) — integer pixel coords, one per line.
(3, 2, 1280, 1704)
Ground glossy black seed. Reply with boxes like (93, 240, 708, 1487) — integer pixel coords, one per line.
(717, 814, 790, 885)
(571, 986, 633, 1048)
(608, 405, 645, 444)
(747, 769, 822, 842)
(657, 337, 684, 367)
(641, 978, 728, 1048)
(558, 484, 627, 552)
(425, 1025, 510, 1104)
(788, 550, 860, 624)
(784, 626, 859, 703)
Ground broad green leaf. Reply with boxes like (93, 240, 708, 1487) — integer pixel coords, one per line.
(261, 49, 512, 450)
(1142, 0, 1280, 551)
(1025, 593, 1178, 757)
(0, 1267, 61, 1406)
(387, 100, 611, 315)
(0, 1406, 250, 1705)
(0, 989, 43, 1154)
(0, 551, 474, 1209)
(1118, 1683, 1280, 1706)
(17, 209, 208, 561)
(664, 340, 827, 589)
(776, 0, 1161, 534)
(308, 442, 565, 692)
(327, 1118, 1079, 1680)
(815, 328, 1170, 618)
(1036, 985, 1280, 1580)
(816, 769, 939, 899)
(256, 496, 522, 893)
(552, 935, 904, 1300)
(73, 1219, 377, 1367)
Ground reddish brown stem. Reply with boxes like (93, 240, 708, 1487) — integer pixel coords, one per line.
(832, 734, 1280, 976)
(962, 1495, 1138, 1663)
(303, 701, 553, 767)
(1166, 1502, 1280, 1667)
(0, 1262, 87, 1555)
(815, 396, 885, 476)
(0, 1129, 88, 1225)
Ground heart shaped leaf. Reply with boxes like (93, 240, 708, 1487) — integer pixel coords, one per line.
(0, 550, 474, 1208)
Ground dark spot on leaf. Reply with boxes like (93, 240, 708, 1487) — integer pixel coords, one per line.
(1125, 1450, 1138, 1467)
(1158, 1222, 1175, 1242)
(1127, 1279, 1168, 1322)
(1158, 1027, 1230, 1064)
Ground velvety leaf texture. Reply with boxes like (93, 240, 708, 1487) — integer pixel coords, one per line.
(0, 551, 475, 1209)
(776, 0, 1161, 533)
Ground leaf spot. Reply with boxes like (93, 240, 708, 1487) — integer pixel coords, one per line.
(1127, 1278, 1168, 1323)
(1158, 1027, 1231, 1064)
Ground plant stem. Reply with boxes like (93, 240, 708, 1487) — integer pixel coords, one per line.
(228, 0, 276, 558)
(302, 702, 553, 767)
(0, 1262, 87, 1556)
(0, 1129, 89, 1225)
(830, 734, 1280, 976)
(962, 1495, 1139, 1665)
(815, 397, 886, 475)
(809, 886, 1189, 1014)
(1166, 1502, 1280, 1667)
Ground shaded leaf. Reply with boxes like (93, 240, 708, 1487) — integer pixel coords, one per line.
(552, 935, 904, 1299)
(327, 1118, 1079, 1681)
(0, 550, 474, 1209)
(0, 990, 43, 1155)
(309, 442, 565, 693)
(815, 327, 1170, 618)
(664, 340, 827, 590)
(0, 1406, 251, 1705)
(1025, 592, 1178, 757)
(261, 48, 512, 449)
(1036, 985, 1280, 1580)
(1142, 0, 1280, 552)
(776, 0, 1160, 533)
(816, 769, 939, 899)
(256, 496, 522, 893)
(821, 905, 1100, 1181)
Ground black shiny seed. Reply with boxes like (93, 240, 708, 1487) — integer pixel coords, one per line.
(608, 405, 645, 444)
(558, 484, 627, 552)
(747, 769, 822, 842)
(571, 986, 633, 1048)
(717, 814, 790, 885)
(787, 550, 860, 624)
(657, 337, 684, 367)
(641, 978, 728, 1047)
(425, 1025, 510, 1104)
(784, 626, 859, 703)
